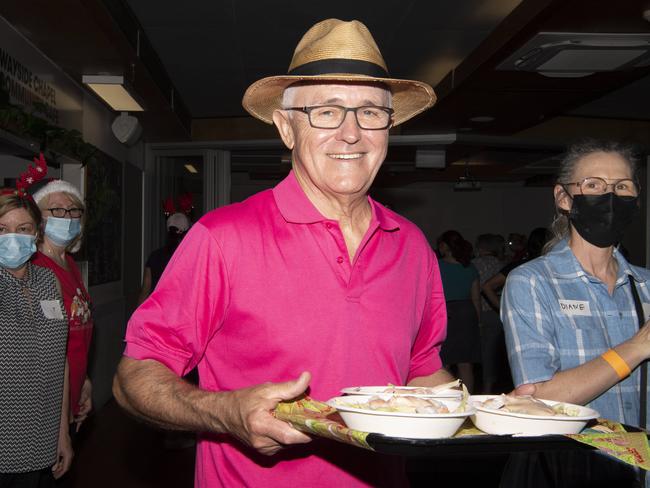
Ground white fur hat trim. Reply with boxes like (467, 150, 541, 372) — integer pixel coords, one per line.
(33, 179, 83, 205)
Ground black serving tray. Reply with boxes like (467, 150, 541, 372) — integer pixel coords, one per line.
(366, 424, 647, 457)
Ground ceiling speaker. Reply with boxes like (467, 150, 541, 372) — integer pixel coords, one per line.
(111, 112, 142, 146)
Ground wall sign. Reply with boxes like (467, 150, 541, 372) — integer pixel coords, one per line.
(0, 16, 82, 132)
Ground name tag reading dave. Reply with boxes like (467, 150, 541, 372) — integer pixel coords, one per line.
(558, 299, 591, 316)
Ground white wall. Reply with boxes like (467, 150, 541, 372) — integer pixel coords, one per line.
(372, 182, 555, 248)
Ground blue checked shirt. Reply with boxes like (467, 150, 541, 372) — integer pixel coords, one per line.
(502, 239, 650, 427)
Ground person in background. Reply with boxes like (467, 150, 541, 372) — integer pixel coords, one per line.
(480, 228, 549, 393)
(505, 233, 526, 263)
(501, 139, 648, 486)
(481, 227, 550, 312)
(472, 234, 506, 299)
(137, 212, 191, 306)
(490, 233, 506, 263)
(472, 234, 507, 393)
(113, 19, 452, 488)
(437, 230, 481, 392)
(33, 180, 94, 435)
(0, 159, 72, 486)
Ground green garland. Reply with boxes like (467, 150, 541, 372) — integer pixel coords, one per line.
(0, 84, 97, 166)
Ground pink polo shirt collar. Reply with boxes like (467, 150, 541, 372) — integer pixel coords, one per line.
(273, 170, 400, 232)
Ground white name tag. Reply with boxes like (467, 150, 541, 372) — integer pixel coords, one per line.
(558, 299, 591, 316)
(40, 300, 64, 320)
(643, 303, 650, 322)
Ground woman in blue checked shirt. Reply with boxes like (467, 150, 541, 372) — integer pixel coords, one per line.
(501, 138, 649, 487)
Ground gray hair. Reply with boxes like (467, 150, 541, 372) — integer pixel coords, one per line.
(281, 81, 393, 112)
(282, 84, 300, 110)
(544, 138, 641, 254)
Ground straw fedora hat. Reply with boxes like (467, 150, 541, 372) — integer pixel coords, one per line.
(242, 19, 436, 127)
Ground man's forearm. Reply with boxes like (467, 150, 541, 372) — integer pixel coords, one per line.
(113, 357, 229, 433)
(113, 357, 314, 455)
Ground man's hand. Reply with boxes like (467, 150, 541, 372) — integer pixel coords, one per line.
(52, 428, 73, 479)
(74, 377, 92, 431)
(218, 372, 313, 456)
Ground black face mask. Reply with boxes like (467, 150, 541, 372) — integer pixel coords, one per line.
(166, 230, 186, 249)
(568, 192, 639, 248)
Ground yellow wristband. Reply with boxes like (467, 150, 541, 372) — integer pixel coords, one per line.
(601, 349, 631, 380)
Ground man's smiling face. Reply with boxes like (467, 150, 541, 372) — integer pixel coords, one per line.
(276, 82, 391, 200)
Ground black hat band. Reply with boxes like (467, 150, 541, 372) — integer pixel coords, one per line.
(288, 58, 389, 78)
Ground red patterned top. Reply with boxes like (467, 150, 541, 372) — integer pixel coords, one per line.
(33, 251, 93, 415)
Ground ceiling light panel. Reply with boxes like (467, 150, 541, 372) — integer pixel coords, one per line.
(82, 75, 144, 111)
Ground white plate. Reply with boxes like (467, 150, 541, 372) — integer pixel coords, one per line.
(341, 386, 462, 399)
(469, 395, 600, 436)
(327, 395, 475, 439)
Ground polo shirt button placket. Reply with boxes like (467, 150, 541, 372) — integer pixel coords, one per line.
(324, 221, 349, 280)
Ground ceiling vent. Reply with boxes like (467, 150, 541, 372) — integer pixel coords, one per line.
(497, 33, 650, 78)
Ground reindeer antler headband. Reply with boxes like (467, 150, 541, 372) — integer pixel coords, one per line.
(0, 153, 48, 200)
(162, 193, 194, 217)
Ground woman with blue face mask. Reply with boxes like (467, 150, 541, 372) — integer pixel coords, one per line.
(0, 189, 72, 486)
(33, 181, 94, 441)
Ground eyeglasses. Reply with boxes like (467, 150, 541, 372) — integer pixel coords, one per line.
(563, 177, 640, 197)
(47, 207, 84, 218)
(285, 105, 394, 130)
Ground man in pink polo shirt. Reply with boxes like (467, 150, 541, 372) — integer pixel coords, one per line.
(114, 19, 452, 487)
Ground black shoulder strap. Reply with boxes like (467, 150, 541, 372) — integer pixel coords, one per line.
(629, 278, 647, 430)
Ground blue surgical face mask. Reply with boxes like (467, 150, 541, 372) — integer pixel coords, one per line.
(44, 216, 81, 247)
(0, 233, 37, 269)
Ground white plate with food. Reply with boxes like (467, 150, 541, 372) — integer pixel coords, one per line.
(327, 394, 475, 439)
(341, 380, 463, 399)
(470, 394, 599, 436)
